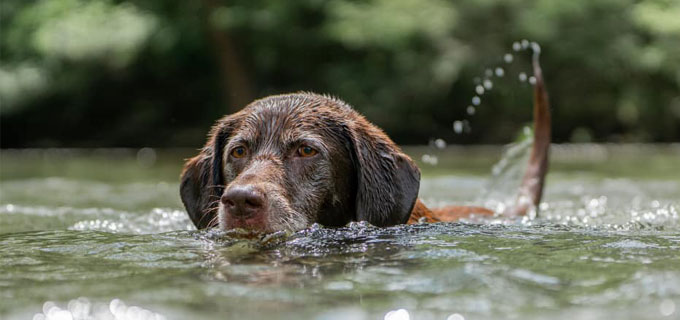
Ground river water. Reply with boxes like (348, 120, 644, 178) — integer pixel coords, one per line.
(1, 145, 679, 320)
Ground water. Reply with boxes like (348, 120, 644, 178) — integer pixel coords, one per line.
(1, 146, 679, 320)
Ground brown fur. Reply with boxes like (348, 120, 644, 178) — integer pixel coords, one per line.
(180, 58, 550, 232)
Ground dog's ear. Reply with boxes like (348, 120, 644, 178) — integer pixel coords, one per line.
(180, 115, 240, 229)
(346, 118, 421, 226)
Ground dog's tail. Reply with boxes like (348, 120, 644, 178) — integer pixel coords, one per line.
(505, 50, 551, 217)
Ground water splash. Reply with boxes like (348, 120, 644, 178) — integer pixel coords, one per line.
(478, 127, 534, 215)
(453, 39, 542, 137)
(456, 39, 548, 210)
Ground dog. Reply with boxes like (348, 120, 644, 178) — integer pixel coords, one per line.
(180, 56, 550, 233)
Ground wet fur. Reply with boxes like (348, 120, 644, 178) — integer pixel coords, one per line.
(181, 94, 420, 231)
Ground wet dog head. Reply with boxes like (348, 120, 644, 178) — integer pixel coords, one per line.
(180, 93, 420, 233)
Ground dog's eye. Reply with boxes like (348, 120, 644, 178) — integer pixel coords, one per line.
(230, 147, 247, 158)
(297, 145, 318, 157)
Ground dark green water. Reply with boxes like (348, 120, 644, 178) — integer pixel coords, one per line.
(1, 145, 679, 320)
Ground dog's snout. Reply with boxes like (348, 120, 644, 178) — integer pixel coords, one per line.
(221, 185, 266, 218)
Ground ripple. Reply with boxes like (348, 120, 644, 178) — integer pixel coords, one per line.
(70, 208, 194, 234)
(603, 239, 660, 249)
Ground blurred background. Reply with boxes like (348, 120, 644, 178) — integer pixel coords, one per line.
(1, 0, 679, 148)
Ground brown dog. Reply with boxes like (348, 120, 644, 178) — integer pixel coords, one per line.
(180, 56, 550, 232)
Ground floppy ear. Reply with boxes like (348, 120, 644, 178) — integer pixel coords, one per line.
(347, 118, 421, 226)
(180, 116, 239, 229)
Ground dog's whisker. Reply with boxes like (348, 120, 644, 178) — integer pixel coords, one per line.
(197, 203, 221, 226)
(205, 200, 220, 207)
(206, 214, 220, 229)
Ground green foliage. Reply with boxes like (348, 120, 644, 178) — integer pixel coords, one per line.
(1, 0, 678, 147)
(325, 0, 457, 48)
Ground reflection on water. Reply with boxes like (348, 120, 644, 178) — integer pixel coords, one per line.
(1, 146, 679, 319)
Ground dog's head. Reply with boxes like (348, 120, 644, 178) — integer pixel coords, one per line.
(180, 93, 420, 233)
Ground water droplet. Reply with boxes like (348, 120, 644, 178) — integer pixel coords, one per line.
(447, 314, 465, 320)
(421, 154, 439, 166)
(495, 67, 504, 77)
(504, 53, 513, 63)
(485, 68, 493, 77)
(41, 303, 54, 317)
(472, 96, 481, 105)
(529, 76, 536, 85)
(384, 308, 410, 320)
(110, 299, 126, 316)
(521, 39, 530, 49)
(518, 72, 527, 82)
(467, 106, 476, 115)
(453, 120, 464, 134)
(660, 299, 676, 316)
(512, 41, 521, 51)
(434, 138, 446, 149)
(483, 79, 493, 90)
(475, 85, 485, 95)
(531, 42, 541, 54)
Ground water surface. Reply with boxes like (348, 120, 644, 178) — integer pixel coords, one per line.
(1, 145, 679, 319)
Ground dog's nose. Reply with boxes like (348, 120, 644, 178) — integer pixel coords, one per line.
(221, 185, 265, 218)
